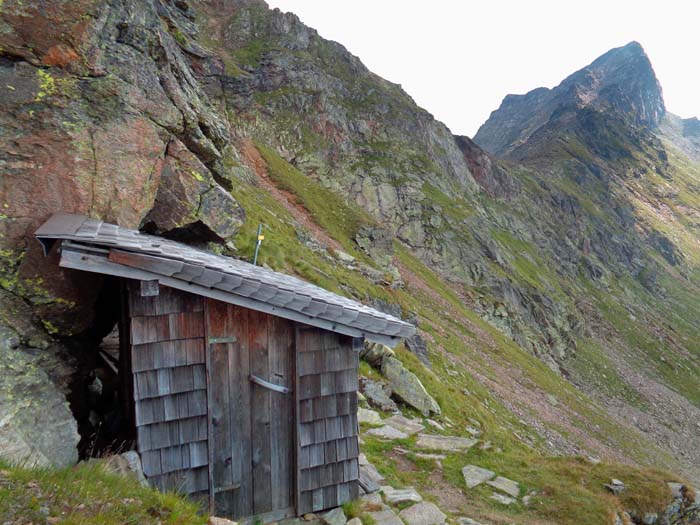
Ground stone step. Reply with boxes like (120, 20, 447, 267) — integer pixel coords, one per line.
(381, 485, 423, 505)
(415, 434, 478, 452)
(399, 502, 447, 525)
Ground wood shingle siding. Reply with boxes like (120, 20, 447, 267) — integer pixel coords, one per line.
(295, 328, 360, 514)
(129, 284, 210, 497)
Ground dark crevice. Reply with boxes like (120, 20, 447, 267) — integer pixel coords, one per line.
(63, 277, 132, 459)
(141, 219, 223, 245)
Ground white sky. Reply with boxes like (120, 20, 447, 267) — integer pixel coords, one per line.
(265, 0, 700, 137)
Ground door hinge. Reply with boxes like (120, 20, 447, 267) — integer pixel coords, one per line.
(209, 336, 237, 344)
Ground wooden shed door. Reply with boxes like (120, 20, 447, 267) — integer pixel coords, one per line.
(206, 300, 295, 521)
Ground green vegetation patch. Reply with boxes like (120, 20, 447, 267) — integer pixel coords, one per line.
(254, 142, 376, 255)
(0, 459, 205, 525)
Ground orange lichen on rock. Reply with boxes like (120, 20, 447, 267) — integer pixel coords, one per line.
(41, 44, 80, 68)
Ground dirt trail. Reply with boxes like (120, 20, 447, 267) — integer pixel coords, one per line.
(238, 139, 344, 253)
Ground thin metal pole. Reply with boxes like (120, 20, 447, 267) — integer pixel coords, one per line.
(252, 224, 263, 265)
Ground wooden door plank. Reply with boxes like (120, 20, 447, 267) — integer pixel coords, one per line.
(249, 309, 272, 515)
(206, 299, 234, 517)
(228, 304, 253, 518)
(269, 315, 294, 511)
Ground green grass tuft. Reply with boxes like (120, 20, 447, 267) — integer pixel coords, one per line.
(0, 459, 205, 525)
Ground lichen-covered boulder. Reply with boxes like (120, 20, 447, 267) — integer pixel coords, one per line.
(380, 357, 440, 416)
(143, 139, 244, 242)
(360, 341, 395, 367)
(0, 342, 79, 467)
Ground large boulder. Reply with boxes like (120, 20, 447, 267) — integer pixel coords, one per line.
(360, 341, 395, 368)
(360, 378, 398, 412)
(143, 139, 244, 243)
(380, 357, 440, 416)
(0, 337, 79, 467)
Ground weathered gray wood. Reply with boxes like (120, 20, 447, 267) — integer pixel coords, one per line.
(55, 236, 412, 347)
(207, 299, 235, 518)
(228, 304, 253, 518)
(190, 440, 208, 468)
(140, 280, 160, 297)
(312, 488, 324, 512)
(178, 416, 204, 444)
(269, 314, 294, 511)
(141, 450, 161, 476)
(161, 445, 184, 473)
(250, 309, 272, 515)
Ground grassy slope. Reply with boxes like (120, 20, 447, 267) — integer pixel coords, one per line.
(0, 460, 205, 525)
(231, 144, 685, 524)
(2, 142, 688, 525)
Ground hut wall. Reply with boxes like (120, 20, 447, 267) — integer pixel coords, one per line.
(127, 283, 210, 500)
(295, 328, 360, 514)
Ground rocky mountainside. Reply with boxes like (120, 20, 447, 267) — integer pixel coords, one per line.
(475, 42, 666, 156)
(2, 1, 700, 523)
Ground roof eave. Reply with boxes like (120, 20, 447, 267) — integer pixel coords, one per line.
(58, 243, 412, 347)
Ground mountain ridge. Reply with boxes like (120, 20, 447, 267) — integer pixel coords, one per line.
(474, 41, 667, 156)
(1, 2, 700, 523)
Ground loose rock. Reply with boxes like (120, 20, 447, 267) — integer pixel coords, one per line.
(361, 342, 395, 368)
(667, 482, 685, 499)
(465, 426, 481, 437)
(360, 492, 384, 508)
(359, 462, 384, 493)
(366, 425, 409, 440)
(381, 357, 441, 416)
(486, 476, 519, 498)
(416, 434, 478, 452)
(0, 345, 79, 468)
(490, 492, 516, 505)
(358, 407, 383, 425)
(605, 478, 626, 495)
(381, 485, 423, 505)
(385, 414, 424, 435)
(98, 451, 147, 486)
(319, 507, 346, 525)
(367, 509, 404, 525)
(462, 465, 496, 488)
(361, 379, 398, 412)
(209, 517, 238, 525)
(425, 419, 445, 431)
(399, 502, 447, 525)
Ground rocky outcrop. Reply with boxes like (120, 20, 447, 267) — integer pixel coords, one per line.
(360, 342, 440, 416)
(0, 0, 249, 466)
(380, 357, 440, 417)
(0, 0, 245, 331)
(0, 326, 79, 467)
(143, 139, 244, 243)
(474, 41, 666, 156)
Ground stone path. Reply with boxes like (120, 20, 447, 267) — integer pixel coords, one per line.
(461, 463, 522, 506)
(385, 414, 425, 435)
(399, 502, 446, 525)
(381, 486, 423, 505)
(415, 434, 478, 451)
(487, 476, 519, 498)
(461, 465, 495, 489)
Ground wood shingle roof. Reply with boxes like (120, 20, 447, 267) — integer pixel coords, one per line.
(36, 213, 415, 346)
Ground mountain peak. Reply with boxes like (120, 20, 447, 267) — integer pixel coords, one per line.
(474, 41, 665, 156)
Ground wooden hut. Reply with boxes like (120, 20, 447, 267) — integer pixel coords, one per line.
(35, 213, 414, 523)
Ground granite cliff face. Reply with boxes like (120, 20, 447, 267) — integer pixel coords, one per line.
(2, 1, 700, 522)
